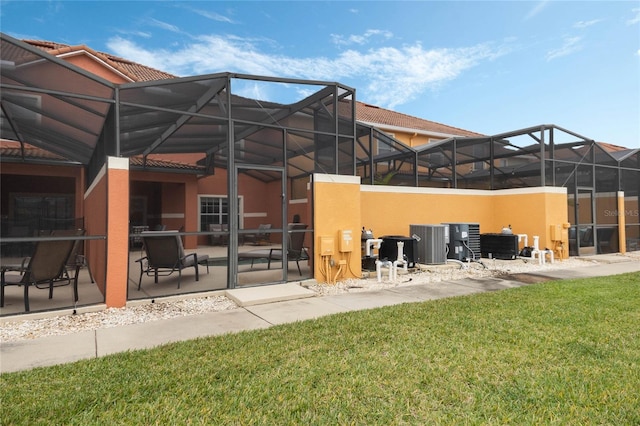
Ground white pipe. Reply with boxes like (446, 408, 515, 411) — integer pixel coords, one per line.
(530, 236, 543, 265)
(393, 241, 408, 279)
(365, 238, 383, 257)
(376, 259, 394, 282)
(446, 259, 467, 269)
(517, 234, 528, 247)
(396, 241, 404, 262)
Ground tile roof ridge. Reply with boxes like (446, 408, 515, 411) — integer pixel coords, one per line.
(354, 100, 483, 136)
(596, 141, 631, 152)
(22, 39, 70, 51)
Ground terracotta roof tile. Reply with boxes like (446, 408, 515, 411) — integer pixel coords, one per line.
(596, 142, 630, 153)
(0, 140, 203, 170)
(23, 39, 176, 82)
(355, 101, 482, 137)
(0, 141, 70, 162)
(24, 39, 481, 137)
(130, 155, 203, 171)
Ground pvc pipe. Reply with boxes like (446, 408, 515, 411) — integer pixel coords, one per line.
(517, 234, 528, 247)
(376, 259, 394, 282)
(365, 238, 383, 257)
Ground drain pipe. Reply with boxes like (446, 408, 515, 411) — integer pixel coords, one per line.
(518, 234, 528, 248)
(365, 238, 383, 257)
(531, 236, 543, 265)
(393, 241, 408, 280)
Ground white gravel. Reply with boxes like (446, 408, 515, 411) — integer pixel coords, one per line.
(2, 252, 638, 343)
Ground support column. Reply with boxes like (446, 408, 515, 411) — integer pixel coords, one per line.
(105, 157, 130, 307)
(618, 191, 626, 254)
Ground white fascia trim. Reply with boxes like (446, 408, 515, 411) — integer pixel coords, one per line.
(57, 50, 135, 82)
(313, 174, 361, 184)
(493, 187, 567, 195)
(108, 156, 129, 170)
(85, 157, 129, 198)
(85, 163, 106, 199)
(358, 121, 469, 139)
(361, 185, 567, 196)
(361, 185, 492, 196)
(244, 212, 268, 218)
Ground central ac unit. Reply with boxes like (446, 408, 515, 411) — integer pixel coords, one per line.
(409, 224, 446, 265)
(442, 223, 480, 261)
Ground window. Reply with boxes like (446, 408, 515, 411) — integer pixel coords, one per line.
(199, 196, 229, 231)
(377, 132, 396, 155)
(199, 196, 243, 231)
(10, 194, 74, 230)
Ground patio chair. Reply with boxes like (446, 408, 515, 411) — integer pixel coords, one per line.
(267, 224, 309, 275)
(130, 225, 149, 248)
(1, 238, 78, 312)
(52, 229, 95, 284)
(208, 223, 228, 246)
(136, 231, 210, 290)
(244, 224, 272, 245)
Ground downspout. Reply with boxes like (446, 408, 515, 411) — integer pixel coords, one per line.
(409, 132, 418, 147)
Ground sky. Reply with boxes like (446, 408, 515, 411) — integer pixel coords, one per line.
(2, 1, 639, 148)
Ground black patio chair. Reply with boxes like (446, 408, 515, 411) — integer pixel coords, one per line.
(53, 229, 95, 284)
(1, 238, 78, 312)
(267, 223, 309, 275)
(136, 231, 209, 290)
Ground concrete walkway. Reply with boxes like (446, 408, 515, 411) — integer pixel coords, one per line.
(2, 255, 639, 373)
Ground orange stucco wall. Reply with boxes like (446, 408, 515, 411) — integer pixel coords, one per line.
(105, 158, 130, 307)
(313, 175, 361, 283)
(84, 157, 130, 308)
(361, 185, 568, 251)
(361, 187, 494, 237)
(84, 166, 108, 297)
(64, 54, 131, 84)
(314, 174, 571, 283)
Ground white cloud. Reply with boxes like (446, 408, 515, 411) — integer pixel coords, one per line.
(573, 19, 602, 29)
(106, 35, 508, 109)
(148, 18, 181, 33)
(116, 29, 152, 39)
(627, 8, 640, 25)
(189, 8, 235, 24)
(546, 36, 582, 61)
(331, 29, 393, 46)
(524, 0, 550, 20)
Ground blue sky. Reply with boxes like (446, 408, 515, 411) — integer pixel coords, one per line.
(2, 1, 639, 148)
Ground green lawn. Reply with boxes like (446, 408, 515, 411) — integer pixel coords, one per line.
(2, 273, 639, 425)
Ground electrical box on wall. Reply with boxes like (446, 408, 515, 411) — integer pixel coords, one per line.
(339, 229, 353, 252)
(550, 224, 562, 241)
(320, 236, 335, 256)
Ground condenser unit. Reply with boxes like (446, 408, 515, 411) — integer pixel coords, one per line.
(442, 223, 480, 261)
(410, 224, 446, 265)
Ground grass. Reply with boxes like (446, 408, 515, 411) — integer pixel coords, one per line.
(2, 272, 639, 425)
